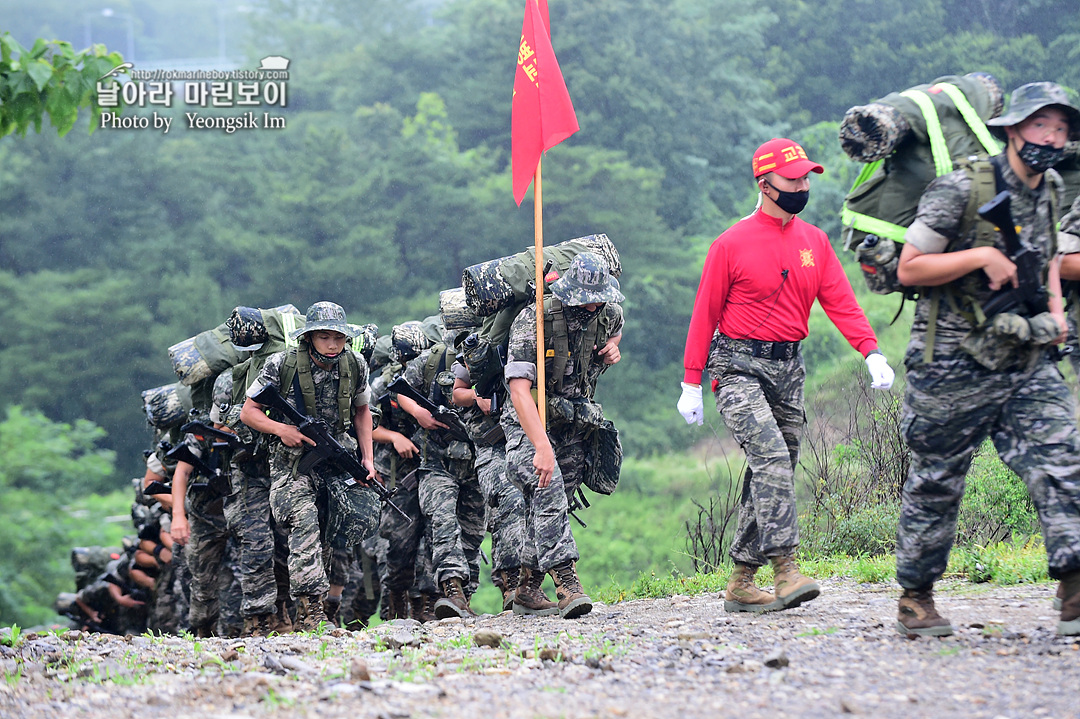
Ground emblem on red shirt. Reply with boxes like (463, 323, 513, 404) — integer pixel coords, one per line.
(800, 249, 814, 267)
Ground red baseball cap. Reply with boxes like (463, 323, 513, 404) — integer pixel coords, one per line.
(752, 138, 824, 178)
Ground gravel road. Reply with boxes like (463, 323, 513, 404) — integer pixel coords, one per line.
(2, 578, 1077, 719)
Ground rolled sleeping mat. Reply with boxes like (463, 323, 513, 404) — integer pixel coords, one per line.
(168, 321, 243, 386)
(462, 233, 621, 317)
(141, 382, 193, 429)
(440, 287, 482, 330)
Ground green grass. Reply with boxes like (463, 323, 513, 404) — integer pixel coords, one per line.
(593, 538, 1053, 604)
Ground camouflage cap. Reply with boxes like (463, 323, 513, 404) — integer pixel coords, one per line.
(390, 321, 431, 362)
(986, 82, 1080, 140)
(291, 301, 358, 340)
(550, 251, 625, 306)
(226, 306, 269, 351)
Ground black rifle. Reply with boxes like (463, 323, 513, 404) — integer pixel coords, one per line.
(165, 442, 232, 497)
(181, 420, 257, 460)
(460, 336, 507, 415)
(979, 191, 1072, 360)
(387, 376, 472, 443)
(249, 383, 410, 520)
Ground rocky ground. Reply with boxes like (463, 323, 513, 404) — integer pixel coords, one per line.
(2, 578, 1077, 719)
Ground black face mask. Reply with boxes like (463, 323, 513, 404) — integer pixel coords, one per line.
(1017, 140, 1066, 174)
(564, 305, 602, 327)
(763, 180, 809, 215)
(309, 346, 341, 368)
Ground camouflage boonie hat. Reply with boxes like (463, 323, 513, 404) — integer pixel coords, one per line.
(226, 306, 269, 350)
(291, 301, 358, 340)
(550, 251, 625, 306)
(390, 321, 431, 362)
(986, 82, 1080, 140)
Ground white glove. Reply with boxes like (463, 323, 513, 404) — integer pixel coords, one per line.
(865, 352, 895, 390)
(677, 382, 704, 425)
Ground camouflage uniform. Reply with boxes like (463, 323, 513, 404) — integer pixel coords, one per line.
(451, 360, 526, 576)
(502, 299, 624, 572)
(402, 348, 485, 590)
(705, 334, 805, 564)
(1058, 193, 1080, 377)
(897, 151, 1080, 589)
(252, 346, 380, 600)
(177, 431, 237, 632)
(371, 361, 434, 602)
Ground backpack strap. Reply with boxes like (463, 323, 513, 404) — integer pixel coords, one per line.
(280, 346, 357, 432)
(544, 298, 570, 394)
(421, 343, 450, 402)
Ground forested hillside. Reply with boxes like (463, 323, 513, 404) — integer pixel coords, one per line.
(1, 0, 1078, 625)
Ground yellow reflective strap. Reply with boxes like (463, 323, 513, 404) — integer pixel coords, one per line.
(841, 207, 908, 242)
(849, 158, 883, 192)
(282, 312, 299, 348)
(900, 89, 953, 177)
(931, 83, 1002, 156)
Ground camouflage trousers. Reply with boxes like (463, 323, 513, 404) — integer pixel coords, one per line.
(184, 493, 238, 631)
(377, 450, 429, 593)
(475, 443, 526, 573)
(335, 534, 387, 628)
(707, 336, 805, 566)
(897, 351, 1080, 587)
(501, 418, 579, 573)
(269, 446, 380, 598)
(418, 452, 486, 589)
(224, 461, 290, 617)
(549, 422, 592, 506)
(149, 542, 190, 635)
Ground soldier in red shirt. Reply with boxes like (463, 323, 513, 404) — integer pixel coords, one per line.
(678, 138, 894, 613)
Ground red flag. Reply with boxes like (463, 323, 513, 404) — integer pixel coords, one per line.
(511, 0, 579, 206)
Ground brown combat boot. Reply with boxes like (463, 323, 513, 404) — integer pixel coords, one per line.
(410, 592, 438, 623)
(495, 567, 521, 611)
(513, 567, 560, 616)
(896, 586, 953, 637)
(723, 563, 780, 613)
(385, 588, 410, 620)
(434, 578, 476, 619)
(548, 561, 593, 619)
(323, 595, 342, 627)
(770, 555, 820, 610)
(192, 621, 215, 638)
(269, 600, 293, 634)
(242, 613, 275, 637)
(1057, 571, 1080, 636)
(1054, 581, 1065, 611)
(295, 594, 329, 632)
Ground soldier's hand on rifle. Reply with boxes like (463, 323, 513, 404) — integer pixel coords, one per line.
(980, 247, 1018, 291)
(597, 338, 621, 365)
(414, 408, 449, 431)
(278, 424, 316, 448)
(392, 434, 419, 458)
(116, 593, 145, 609)
(533, 443, 556, 488)
(475, 395, 492, 414)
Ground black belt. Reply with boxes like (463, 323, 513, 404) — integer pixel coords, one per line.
(724, 336, 801, 361)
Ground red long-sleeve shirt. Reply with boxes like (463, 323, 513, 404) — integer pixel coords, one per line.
(683, 210, 878, 384)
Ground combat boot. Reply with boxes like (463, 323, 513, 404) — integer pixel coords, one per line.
(242, 613, 275, 637)
(434, 578, 476, 619)
(770, 555, 820, 610)
(897, 586, 953, 637)
(269, 600, 293, 634)
(295, 594, 329, 632)
(1054, 581, 1064, 611)
(410, 592, 438, 623)
(548, 561, 592, 619)
(192, 621, 216, 638)
(323, 595, 342, 627)
(385, 588, 410, 620)
(1057, 570, 1080, 636)
(495, 566, 521, 611)
(724, 563, 780, 613)
(513, 567, 559, 616)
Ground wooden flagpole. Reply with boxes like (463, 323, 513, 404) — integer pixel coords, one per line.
(533, 157, 546, 428)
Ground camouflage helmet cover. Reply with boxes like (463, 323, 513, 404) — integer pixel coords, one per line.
(226, 306, 269, 350)
(390, 321, 431, 362)
(290, 301, 359, 341)
(986, 82, 1080, 141)
(549, 251, 626, 306)
(351, 322, 380, 362)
